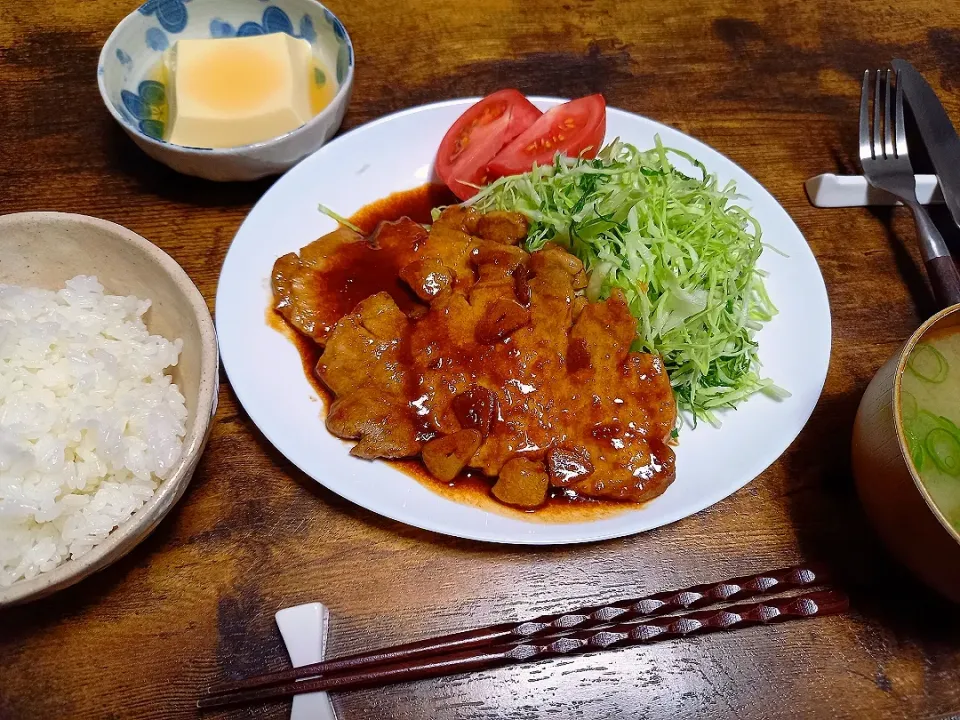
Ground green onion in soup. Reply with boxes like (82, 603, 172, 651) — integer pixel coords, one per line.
(901, 328, 960, 532)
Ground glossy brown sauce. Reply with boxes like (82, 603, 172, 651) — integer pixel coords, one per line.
(269, 184, 635, 523)
(325, 231, 423, 323)
(349, 183, 457, 234)
(267, 307, 328, 401)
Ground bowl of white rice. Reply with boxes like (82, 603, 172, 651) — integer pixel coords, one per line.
(0, 212, 218, 607)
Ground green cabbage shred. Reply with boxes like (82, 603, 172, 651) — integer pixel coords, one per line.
(464, 137, 786, 426)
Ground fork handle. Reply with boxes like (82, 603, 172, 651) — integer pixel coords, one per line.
(907, 201, 960, 308)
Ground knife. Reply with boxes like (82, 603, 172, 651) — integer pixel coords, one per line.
(893, 58, 960, 228)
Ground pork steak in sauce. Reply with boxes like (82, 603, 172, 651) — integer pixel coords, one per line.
(272, 207, 678, 509)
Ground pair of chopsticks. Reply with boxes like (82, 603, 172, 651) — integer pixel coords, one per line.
(199, 565, 846, 710)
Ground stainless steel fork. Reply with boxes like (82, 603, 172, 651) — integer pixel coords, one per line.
(860, 69, 960, 308)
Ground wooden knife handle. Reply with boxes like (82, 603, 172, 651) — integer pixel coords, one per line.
(926, 256, 960, 309)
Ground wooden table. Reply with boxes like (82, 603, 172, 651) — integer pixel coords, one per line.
(3, 0, 960, 717)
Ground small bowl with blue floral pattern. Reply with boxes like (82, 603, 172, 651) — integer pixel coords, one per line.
(98, 0, 354, 181)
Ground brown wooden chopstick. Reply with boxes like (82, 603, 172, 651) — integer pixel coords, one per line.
(198, 588, 847, 710)
(203, 565, 826, 699)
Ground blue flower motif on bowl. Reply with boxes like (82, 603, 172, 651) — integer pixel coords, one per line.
(298, 14, 316, 42)
(116, 48, 132, 65)
(207, 6, 323, 43)
(209, 18, 235, 38)
(145, 27, 170, 51)
(322, 7, 346, 42)
(121, 80, 167, 141)
(139, 0, 190, 34)
(335, 40, 351, 85)
(237, 6, 294, 36)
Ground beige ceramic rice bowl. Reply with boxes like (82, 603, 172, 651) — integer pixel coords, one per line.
(0, 212, 217, 607)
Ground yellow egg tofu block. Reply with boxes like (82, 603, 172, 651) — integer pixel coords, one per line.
(164, 33, 314, 149)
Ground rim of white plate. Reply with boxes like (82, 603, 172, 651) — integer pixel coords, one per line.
(216, 97, 832, 545)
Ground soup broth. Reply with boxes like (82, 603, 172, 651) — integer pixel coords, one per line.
(901, 325, 960, 531)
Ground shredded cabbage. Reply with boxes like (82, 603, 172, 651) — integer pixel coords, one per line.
(464, 136, 786, 426)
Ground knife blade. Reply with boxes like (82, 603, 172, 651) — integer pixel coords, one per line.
(893, 58, 960, 229)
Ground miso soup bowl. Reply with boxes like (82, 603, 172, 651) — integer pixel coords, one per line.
(97, 0, 354, 181)
(852, 304, 960, 603)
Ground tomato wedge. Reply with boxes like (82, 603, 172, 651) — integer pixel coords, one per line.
(486, 95, 606, 179)
(435, 89, 542, 200)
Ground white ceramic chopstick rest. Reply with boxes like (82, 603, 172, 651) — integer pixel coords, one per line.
(276, 602, 338, 720)
(805, 173, 942, 207)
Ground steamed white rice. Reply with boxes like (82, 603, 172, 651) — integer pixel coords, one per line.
(0, 276, 187, 587)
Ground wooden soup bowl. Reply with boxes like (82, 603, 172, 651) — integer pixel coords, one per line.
(852, 305, 960, 603)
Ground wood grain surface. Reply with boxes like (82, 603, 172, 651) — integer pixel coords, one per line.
(2, 1, 960, 718)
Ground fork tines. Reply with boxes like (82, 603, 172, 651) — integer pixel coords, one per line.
(860, 68, 907, 164)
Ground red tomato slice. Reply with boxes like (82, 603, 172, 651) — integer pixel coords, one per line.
(486, 95, 606, 179)
(436, 89, 542, 200)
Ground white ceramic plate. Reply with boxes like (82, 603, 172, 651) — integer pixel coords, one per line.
(216, 98, 831, 544)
